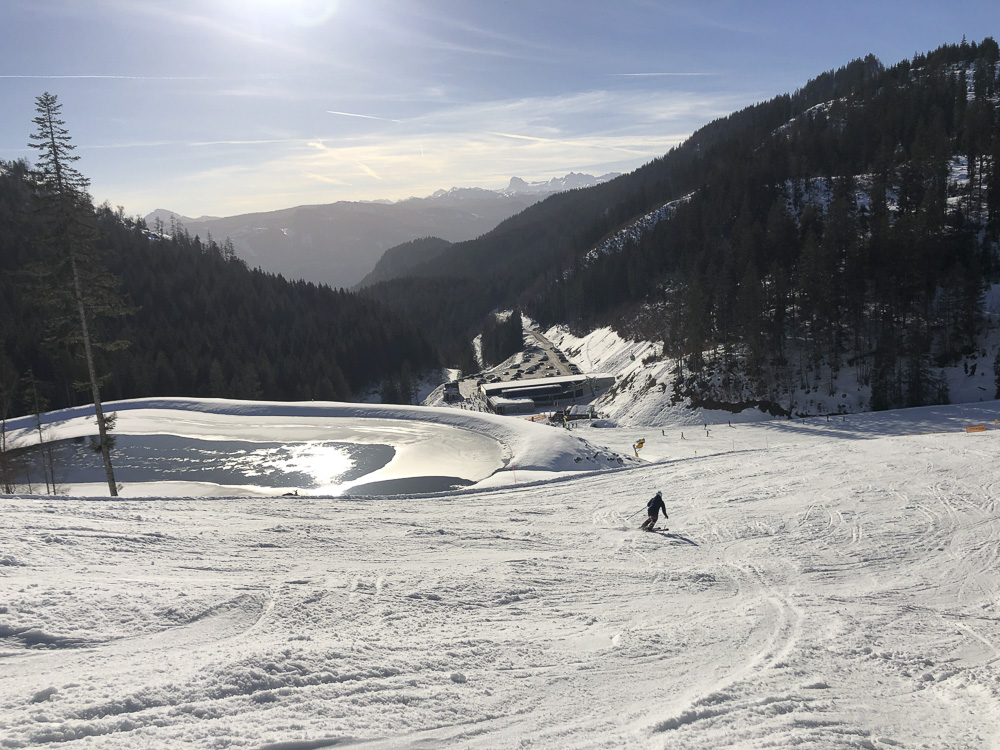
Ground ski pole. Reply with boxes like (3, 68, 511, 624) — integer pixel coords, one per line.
(627, 507, 646, 519)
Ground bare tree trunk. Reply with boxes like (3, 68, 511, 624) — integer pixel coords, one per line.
(0, 371, 12, 494)
(68, 244, 117, 496)
(29, 389, 53, 495)
(0, 419, 11, 494)
(25, 373, 59, 495)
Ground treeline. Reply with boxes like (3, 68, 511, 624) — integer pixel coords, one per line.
(360, 274, 490, 370)
(0, 162, 439, 420)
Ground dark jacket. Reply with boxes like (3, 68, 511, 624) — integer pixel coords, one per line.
(647, 494, 666, 516)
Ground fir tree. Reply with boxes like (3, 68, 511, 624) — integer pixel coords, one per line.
(27, 92, 127, 496)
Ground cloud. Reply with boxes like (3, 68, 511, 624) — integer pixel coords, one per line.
(404, 88, 747, 139)
(171, 120, 689, 211)
(99, 87, 748, 215)
(304, 172, 351, 186)
(355, 162, 382, 180)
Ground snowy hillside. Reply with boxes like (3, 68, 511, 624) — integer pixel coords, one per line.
(2, 397, 1000, 748)
(583, 193, 691, 264)
(544, 289, 1000, 428)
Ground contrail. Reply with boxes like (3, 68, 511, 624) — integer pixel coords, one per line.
(327, 110, 404, 123)
(487, 131, 556, 143)
(78, 138, 302, 150)
(487, 131, 649, 156)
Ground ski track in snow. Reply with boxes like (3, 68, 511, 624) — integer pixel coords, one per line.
(2, 402, 1000, 748)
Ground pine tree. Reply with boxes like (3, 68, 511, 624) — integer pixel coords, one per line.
(380, 377, 401, 404)
(27, 92, 125, 496)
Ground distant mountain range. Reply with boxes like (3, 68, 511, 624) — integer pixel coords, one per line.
(145, 173, 618, 289)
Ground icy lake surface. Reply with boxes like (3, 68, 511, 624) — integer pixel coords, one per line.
(30, 435, 398, 491)
(4, 401, 520, 496)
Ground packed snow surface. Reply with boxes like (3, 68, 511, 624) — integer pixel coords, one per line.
(2, 398, 1000, 748)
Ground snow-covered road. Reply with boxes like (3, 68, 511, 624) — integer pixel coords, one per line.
(2, 400, 1000, 748)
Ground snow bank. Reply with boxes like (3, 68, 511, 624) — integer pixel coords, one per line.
(3, 397, 633, 497)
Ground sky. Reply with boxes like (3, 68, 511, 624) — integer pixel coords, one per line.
(1, 1, 997, 219)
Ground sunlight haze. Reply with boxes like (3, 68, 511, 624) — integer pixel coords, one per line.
(2, 0, 997, 218)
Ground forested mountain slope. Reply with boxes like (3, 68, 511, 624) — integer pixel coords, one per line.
(367, 39, 1000, 412)
(0, 162, 438, 419)
(355, 236, 453, 288)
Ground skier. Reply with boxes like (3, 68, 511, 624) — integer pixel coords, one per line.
(640, 490, 667, 531)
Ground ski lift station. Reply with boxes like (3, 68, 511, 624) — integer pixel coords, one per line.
(480, 374, 616, 415)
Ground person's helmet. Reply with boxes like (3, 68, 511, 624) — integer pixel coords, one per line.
(655, 490, 662, 497)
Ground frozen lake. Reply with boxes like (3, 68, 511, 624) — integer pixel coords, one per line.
(4, 402, 514, 497)
(22, 435, 406, 492)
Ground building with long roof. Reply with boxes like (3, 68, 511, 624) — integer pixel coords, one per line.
(479, 374, 615, 414)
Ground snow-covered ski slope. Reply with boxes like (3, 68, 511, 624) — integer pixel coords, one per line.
(2, 398, 1000, 748)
